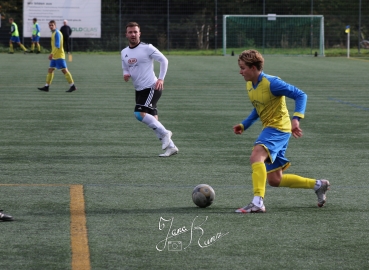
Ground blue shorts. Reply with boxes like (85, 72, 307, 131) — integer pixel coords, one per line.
(50, 59, 67, 70)
(254, 127, 291, 173)
(10, 36, 20, 43)
(32, 36, 40, 42)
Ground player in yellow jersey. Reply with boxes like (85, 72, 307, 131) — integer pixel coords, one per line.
(8, 18, 28, 54)
(38, 20, 77, 93)
(30, 18, 41, 54)
(233, 49, 330, 213)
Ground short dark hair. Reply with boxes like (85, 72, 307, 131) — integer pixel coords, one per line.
(126, 22, 140, 30)
(33, 18, 37, 22)
(49, 20, 56, 25)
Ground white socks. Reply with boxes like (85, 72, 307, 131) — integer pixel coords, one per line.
(314, 180, 322, 191)
(252, 196, 264, 208)
(141, 114, 176, 148)
(141, 114, 168, 138)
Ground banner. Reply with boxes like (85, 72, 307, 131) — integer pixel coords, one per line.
(23, 0, 101, 38)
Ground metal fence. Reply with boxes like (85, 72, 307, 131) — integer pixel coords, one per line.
(0, 0, 368, 54)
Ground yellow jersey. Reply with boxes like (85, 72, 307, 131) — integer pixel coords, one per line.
(241, 72, 307, 133)
(51, 30, 65, 60)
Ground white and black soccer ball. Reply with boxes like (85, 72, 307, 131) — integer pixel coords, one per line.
(192, 184, 215, 208)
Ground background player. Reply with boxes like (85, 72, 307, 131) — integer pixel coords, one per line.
(8, 18, 28, 54)
(233, 49, 330, 213)
(121, 22, 178, 157)
(38, 20, 77, 93)
(30, 18, 41, 54)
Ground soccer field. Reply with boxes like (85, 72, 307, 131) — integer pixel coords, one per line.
(0, 53, 368, 269)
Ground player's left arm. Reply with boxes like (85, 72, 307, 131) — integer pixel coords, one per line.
(270, 78, 307, 118)
(36, 24, 40, 35)
(50, 32, 61, 59)
(54, 31, 61, 49)
(270, 78, 307, 138)
(150, 47, 168, 90)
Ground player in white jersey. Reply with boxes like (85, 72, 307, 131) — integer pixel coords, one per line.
(121, 22, 178, 157)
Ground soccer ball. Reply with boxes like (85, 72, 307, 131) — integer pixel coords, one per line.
(192, 184, 215, 208)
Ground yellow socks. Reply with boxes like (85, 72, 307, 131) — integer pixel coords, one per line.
(9, 44, 14, 52)
(37, 44, 41, 52)
(279, 174, 316, 189)
(251, 162, 267, 197)
(46, 73, 54, 85)
(64, 71, 74, 84)
(31, 44, 35, 51)
(20, 44, 27, 51)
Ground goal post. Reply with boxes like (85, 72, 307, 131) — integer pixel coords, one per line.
(223, 15, 324, 56)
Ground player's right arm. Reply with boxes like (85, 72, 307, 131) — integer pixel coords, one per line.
(121, 49, 131, 82)
(233, 108, 259, 134)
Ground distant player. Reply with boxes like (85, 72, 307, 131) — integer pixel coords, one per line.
(30, 18, 41, 54)
(8, 18, 28, 54)
(38, 20, 77, 93)
(233, 49, 330, 213)
(121, 22, 178, 157)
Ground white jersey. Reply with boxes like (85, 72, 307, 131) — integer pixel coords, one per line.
(121, 42, 168, 91)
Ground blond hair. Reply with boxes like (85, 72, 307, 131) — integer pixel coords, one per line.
(238, 49, 264, 71)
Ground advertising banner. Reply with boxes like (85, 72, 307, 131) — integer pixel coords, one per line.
(23, 0, 101, 38)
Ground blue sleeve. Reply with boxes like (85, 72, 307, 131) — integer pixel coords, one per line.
(55, 31, 61, 48)
(36, 24, 40, 34)
(269, 77, 307, 116)
(241, 108, 259, 130)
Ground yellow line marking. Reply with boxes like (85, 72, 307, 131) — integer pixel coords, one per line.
(70, 184, 91, 270)
(0, 184, 91, 269)
(0, 184, 69, 186)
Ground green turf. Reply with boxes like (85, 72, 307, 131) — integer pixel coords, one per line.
(0, 53, 369, 269)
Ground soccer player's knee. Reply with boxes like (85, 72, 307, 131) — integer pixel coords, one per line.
(267, 178, 281, 187)
(134, 112, 143, 121)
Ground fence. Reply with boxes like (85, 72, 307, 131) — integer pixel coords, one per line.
(0, 0, 368, 55)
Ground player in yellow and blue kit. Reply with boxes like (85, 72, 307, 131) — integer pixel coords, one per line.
(8, 18, 28, 54)
(38, 20, 77, 93)
(30, 18, 41, 54)
(233, 49, 330, 213)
